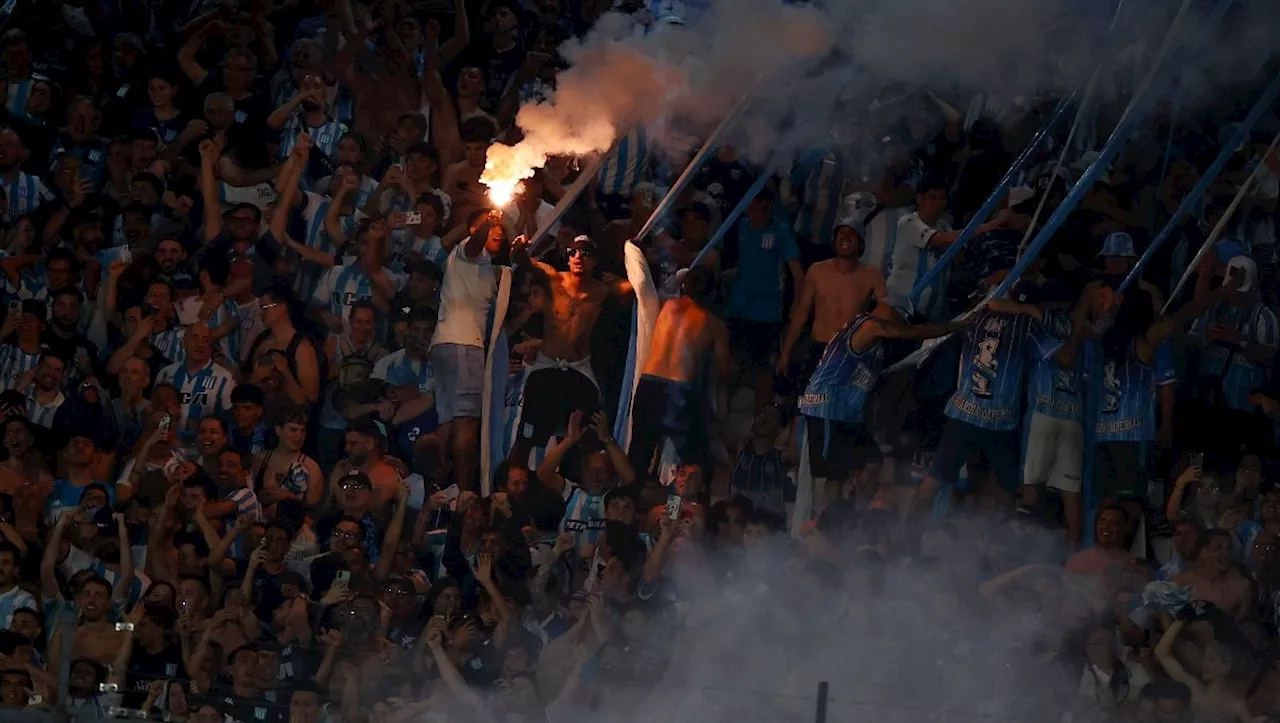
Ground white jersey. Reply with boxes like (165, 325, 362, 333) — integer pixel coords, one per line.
(431, 244, 495, 349)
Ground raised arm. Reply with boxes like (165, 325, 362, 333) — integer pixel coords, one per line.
(111, 513, 134, 603)
(536, 410, 586, 495)
(199, 136, 226, 243)
(372, 481, 410, 581)
(438, 0, 471, 63)
(178, 25, 214, 86)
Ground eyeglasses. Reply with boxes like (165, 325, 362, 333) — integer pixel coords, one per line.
(383, 586, 411, 597)
(567, 248, 592, 258)
(334, 530, 359, 541)
(339, 482, 370, 492)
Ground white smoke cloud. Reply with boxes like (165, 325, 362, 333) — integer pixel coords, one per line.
(569, 512, 1106, 723)
(482, 0, 1280, 199)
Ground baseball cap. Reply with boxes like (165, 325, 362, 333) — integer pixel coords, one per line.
(385, 364, 420, 388)
(1098, 231, 1137, 258)
(1226, 255, 1258, 293)
(350, 418, 388, 442)
(567, 235, 598, 255)
(337, 469, 373, 491)
(833, 217, 866, 240)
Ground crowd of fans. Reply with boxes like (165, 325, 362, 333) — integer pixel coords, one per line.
(0, 0, 1274, 722)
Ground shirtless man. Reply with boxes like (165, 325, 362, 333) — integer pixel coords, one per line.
(50, 576, 125, 667)
(627, 266, 730, 482)
(441, 117, 498, 231)
(507, 234, 633, 465)
(778, 217, 886, 389)
(1173, 528, 1252, 623)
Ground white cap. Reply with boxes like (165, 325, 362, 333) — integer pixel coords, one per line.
(1226, 255, 1258, 293)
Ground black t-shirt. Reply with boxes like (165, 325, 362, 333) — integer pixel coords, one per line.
(457, 40, 525, 113)
(275, 641, 321, 689)
(215, 686, 287, 723)
(123, 641, 185, 710)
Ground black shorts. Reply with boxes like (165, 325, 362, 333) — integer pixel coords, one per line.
(518, 366, 601, 446)
(628, 375, 707, 478)
(929, 418, 1020, 492)
(1094, 441, 1145, 500)
(728, 318, 782, 368)
(804, 416, 881, 479)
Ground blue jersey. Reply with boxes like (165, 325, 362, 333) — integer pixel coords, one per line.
(294, 192, 357, 300)
(1190, 301, 1279, 411)
(726, 217, 799, 323)
(797, 315, 883, 423)
(945, 309, 1059, 431)
(155, 360, 236, 440)
(1026, 311, 1083, 423)
(46, 478, 113, 524)
(1095, 341, 1156, 443)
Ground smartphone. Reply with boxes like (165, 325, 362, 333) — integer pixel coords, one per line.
(665, 494, 682, 521)
(404, 211, 422, 225)
(158, 414, 172, 433)
(6, 300, 19, 312)
(99, 683, 120, 692)
(119, 248, 133, 265)
(114, 623, 134, 633)
(336, 570, 351, 583)
(1189, 452, 1205, 469)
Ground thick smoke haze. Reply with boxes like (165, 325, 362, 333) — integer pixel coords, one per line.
(582, 513, 1103, 723)
(482, 0, 1280, 195)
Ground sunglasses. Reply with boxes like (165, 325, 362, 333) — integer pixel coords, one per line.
(567, 248, 593, 258)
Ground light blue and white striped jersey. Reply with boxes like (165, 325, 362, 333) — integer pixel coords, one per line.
(945, 309, 1058, 431)
(597, 127, 650, 197)
(277, 113, 347, 164)
(0, 343, 42, 391)
(388, 231, 445, 273)
(25, 385, 64, 428)
(294, 191, 358, 300)
(1026, 311, 1083, 423)
(59, 544, 149, 610)
(225, 486, 262, 521)
(790, 150, 846, 245)
(1190, 300, 1279, 411)
(559, 483, 606, 554)
(798, 315, 882, 423)
(859, 205, 909, 279)
(386, 187, 453, 225)
(1095, 341, 1156, 443)
(371, 349, 434, 395)
(155, 360, 236, 437)
(0, 171, 53, 219)
(205, 297, 243, 363)
(315, 174, 378, 209)
(0, 584, 35, 629)
(886, 211, 951, 321)
(311, 264, 406, 322)
(5, 75, 44, 116)
(151, 325, 186, 364)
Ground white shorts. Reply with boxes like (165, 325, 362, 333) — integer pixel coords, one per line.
(1023, 412, 1084, 493)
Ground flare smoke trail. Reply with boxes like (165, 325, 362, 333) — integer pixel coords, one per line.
(481, 0, 1280, 201)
